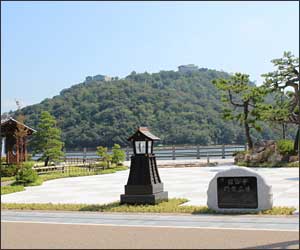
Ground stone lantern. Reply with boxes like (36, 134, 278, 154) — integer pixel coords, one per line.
(120, 127, 168, 204)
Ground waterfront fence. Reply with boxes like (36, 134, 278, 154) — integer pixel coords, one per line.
(38, 144, 246, 162)
(31, 144, 246, 175)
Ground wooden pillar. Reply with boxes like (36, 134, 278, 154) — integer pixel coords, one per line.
(15, 137, 20, 164)
(23, 137, 27, 161)
(19, 137, 23, 162)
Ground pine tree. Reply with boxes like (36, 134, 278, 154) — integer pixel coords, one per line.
(112, 144, 126, 165)
(212, 73, 267, 150)
(262, 51, 299, 153)
(31, 111, 64, 166)
(96, 146, 112, 169)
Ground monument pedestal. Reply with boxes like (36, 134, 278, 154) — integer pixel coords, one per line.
(120, 191, 168, 205)
(120, 155, 168, 205)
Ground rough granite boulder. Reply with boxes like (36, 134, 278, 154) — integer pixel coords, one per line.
(234, 140, 296, 166)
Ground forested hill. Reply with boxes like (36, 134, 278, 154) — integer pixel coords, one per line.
(12, 69, 277, 149)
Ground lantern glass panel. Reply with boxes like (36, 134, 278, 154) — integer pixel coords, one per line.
(147, 141, 152, 154)
(135, 141, 146, 154)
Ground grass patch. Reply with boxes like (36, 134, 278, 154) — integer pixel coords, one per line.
(1, 176, 16, 182)
(259, 206, 297, 215)
(0, 198, 296, 215)
(1, 185, 25, 195)
(287, 161, 299, 168)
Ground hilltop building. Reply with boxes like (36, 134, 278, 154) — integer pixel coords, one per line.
(178, 64, 199, 73)
(85, 74, 112, 82)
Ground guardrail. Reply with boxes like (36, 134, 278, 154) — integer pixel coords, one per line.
(29, 144, 246, 174)
(31, 144, 245, 162)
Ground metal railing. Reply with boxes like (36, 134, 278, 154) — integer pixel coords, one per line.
(29, 144, 246, 174)
(125, 144, 246, 161)
(31, 144, 246, 161)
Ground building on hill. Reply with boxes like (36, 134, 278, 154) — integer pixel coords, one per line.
(85, 74, 112, 82)
(178, 64, 199, 73)
(1, 117, 36, 164)
(85, 76, 93, 82)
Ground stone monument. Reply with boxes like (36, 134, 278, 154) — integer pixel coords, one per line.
(207, 167, 273, 212)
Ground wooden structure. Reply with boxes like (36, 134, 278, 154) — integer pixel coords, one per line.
(121, 127, 168, 204)
(1, 117, 36, 164)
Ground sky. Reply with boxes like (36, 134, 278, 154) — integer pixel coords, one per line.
(1, 1, 299, 113)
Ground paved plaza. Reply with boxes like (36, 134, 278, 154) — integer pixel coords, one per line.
(2, 160, 299, 212)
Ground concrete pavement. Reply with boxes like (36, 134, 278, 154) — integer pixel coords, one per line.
(1, 163, 299, 211)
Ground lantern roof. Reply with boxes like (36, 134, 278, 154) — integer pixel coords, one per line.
(127, 127, 160, 141)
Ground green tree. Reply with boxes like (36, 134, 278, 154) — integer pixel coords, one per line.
(212, 73, 267, 150)
(96, 146, 112, 168)
(15, 162, 38, 185)
(262, 51, 299, 152)
(14, 68, 296, 148)
(261, 90, 290, 139)
(31, 111, 64, 166)
(111, 144, 126, 165)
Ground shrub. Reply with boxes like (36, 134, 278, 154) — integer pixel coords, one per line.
(96, 146, 112, 169)
(15, 163, 38, 185)
(1, 157, 6, 164)
(277, 140, 295, 155)
(287, 161, 299, 168)
(22, 161, 36, 168)
(112, 144, 126, 165)
(0, 164, 19, 177)
(232, 151, 245, 156)
(27, 154, 33, 161)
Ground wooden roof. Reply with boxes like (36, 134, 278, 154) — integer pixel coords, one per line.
(1, 117, 36, 136)
(127, 127, 160, 141)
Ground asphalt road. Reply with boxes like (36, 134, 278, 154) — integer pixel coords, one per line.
(1, 210, 299, 231)
(2, 222, 299, 249)
(1, 210, 299, 249)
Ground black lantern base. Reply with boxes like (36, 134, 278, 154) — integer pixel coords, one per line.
(125, 183, 164, 195)
(120, 191, 168, 205)
(120, 149, 168, 205)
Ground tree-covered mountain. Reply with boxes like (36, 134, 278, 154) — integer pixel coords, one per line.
(11, 68, 291, 149)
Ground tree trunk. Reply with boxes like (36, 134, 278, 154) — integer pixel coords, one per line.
(282, 123, 286, 139)
(294, 128, 299, 152)
(244, 102, 253, 150)
(45, 156, 50, 166)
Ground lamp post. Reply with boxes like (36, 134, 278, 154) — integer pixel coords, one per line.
(120, 127, 168, 205)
